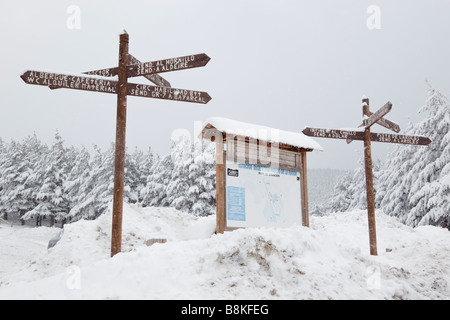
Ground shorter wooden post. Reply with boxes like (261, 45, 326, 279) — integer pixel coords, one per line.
(298, 152, 309, 227)
(363, 98, 377, 256)
(215, 132, 226, 234)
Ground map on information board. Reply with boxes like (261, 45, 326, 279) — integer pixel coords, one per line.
(226, 163, 302, 229)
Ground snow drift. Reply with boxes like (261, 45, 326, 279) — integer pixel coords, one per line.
(0, 203, 449, 300)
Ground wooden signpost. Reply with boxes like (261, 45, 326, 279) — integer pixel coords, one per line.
(303, 98, 431, 256)
(20, 33, 211, 257)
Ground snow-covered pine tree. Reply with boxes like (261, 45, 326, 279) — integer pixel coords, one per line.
(378, 84, 450, 228)
(140, 137, 216, 215)
(375, 122, 416, 218)
(326, 157, 381, 213)
(325, 171, 353, 213)
(70, 143, 115, 220)
(20, 134, 48, 226)
(166, 135, 194, 211)
(26, 131, 70, 226)
(163, 136, 216, 215)
(0, 140, 30, 224)
(0, 137, 7, 220)
(189, 141, 215, 216)
(345, 157, 367, 211)
(124, 147, 144, 204)
(0, 141, 16, 220)
(0, 137, 5, 164)
(63, 146, 91, 222)
(141, 146, 174, 208)
(133, 147, 155, 203)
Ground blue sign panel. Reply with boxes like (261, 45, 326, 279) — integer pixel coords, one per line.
(227, 186, 246, 221)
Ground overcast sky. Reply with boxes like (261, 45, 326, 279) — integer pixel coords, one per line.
(1, 0, 449, 169)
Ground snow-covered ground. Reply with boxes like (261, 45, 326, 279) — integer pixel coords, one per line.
(0, 203, 449, 300)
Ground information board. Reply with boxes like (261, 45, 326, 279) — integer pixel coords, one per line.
(225, 163, 302, 229)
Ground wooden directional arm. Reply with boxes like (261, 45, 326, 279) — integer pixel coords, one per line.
(363, 101, 392, 129)
(20, 70, 211, 104)
(82, 53, 210, 79)
(302, 127, 431, 146)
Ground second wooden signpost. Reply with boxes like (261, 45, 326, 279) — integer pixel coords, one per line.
(303, 97, 431, 256)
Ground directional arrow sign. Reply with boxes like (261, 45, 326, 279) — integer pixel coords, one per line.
(364, 101, 392, 129)
(20, 71, 211, 104)
(128, 53, 211, 77)
(127, 83, 211, 104)
(370, 132, 431, 145)
(302, 127, 431, 146)
(84, 53, 210, 79)
(84, 54, 172, 88)
(302, 128, 363, 141)
(20, 71, 118, 93)
(365, 114, 400, 133)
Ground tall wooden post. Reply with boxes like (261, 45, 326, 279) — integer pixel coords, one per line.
(111, 33, 129, 257)
(363, 98, 377, 256)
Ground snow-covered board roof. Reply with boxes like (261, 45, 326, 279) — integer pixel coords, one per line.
(200, 117, 323, 151)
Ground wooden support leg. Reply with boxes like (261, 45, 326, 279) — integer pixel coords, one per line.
(299, 152, 310, 227)
(215, 134, 226, 234)
(363, 99, 378, 256)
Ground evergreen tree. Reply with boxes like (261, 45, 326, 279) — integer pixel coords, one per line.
(143, 137, 216, 215)
(141, 145, 174, 208)
(166, 136, 194, 211)
(0, 137, 7, 220)
(64, 146, 91, 222)
(375, 122, 415, 220)
(70, 144, 115, 220)
(326, 157, 381, 213)
(189, 141, 216, 216)
(0, 140, 29, 224)
(134, 147, 154, 203)
(124, 147, 142, 204)
(378, 84, 450, 228)
(24, 131, 70, 226)
(326, 171, 353, 213)
(20, 134, 48, 225)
